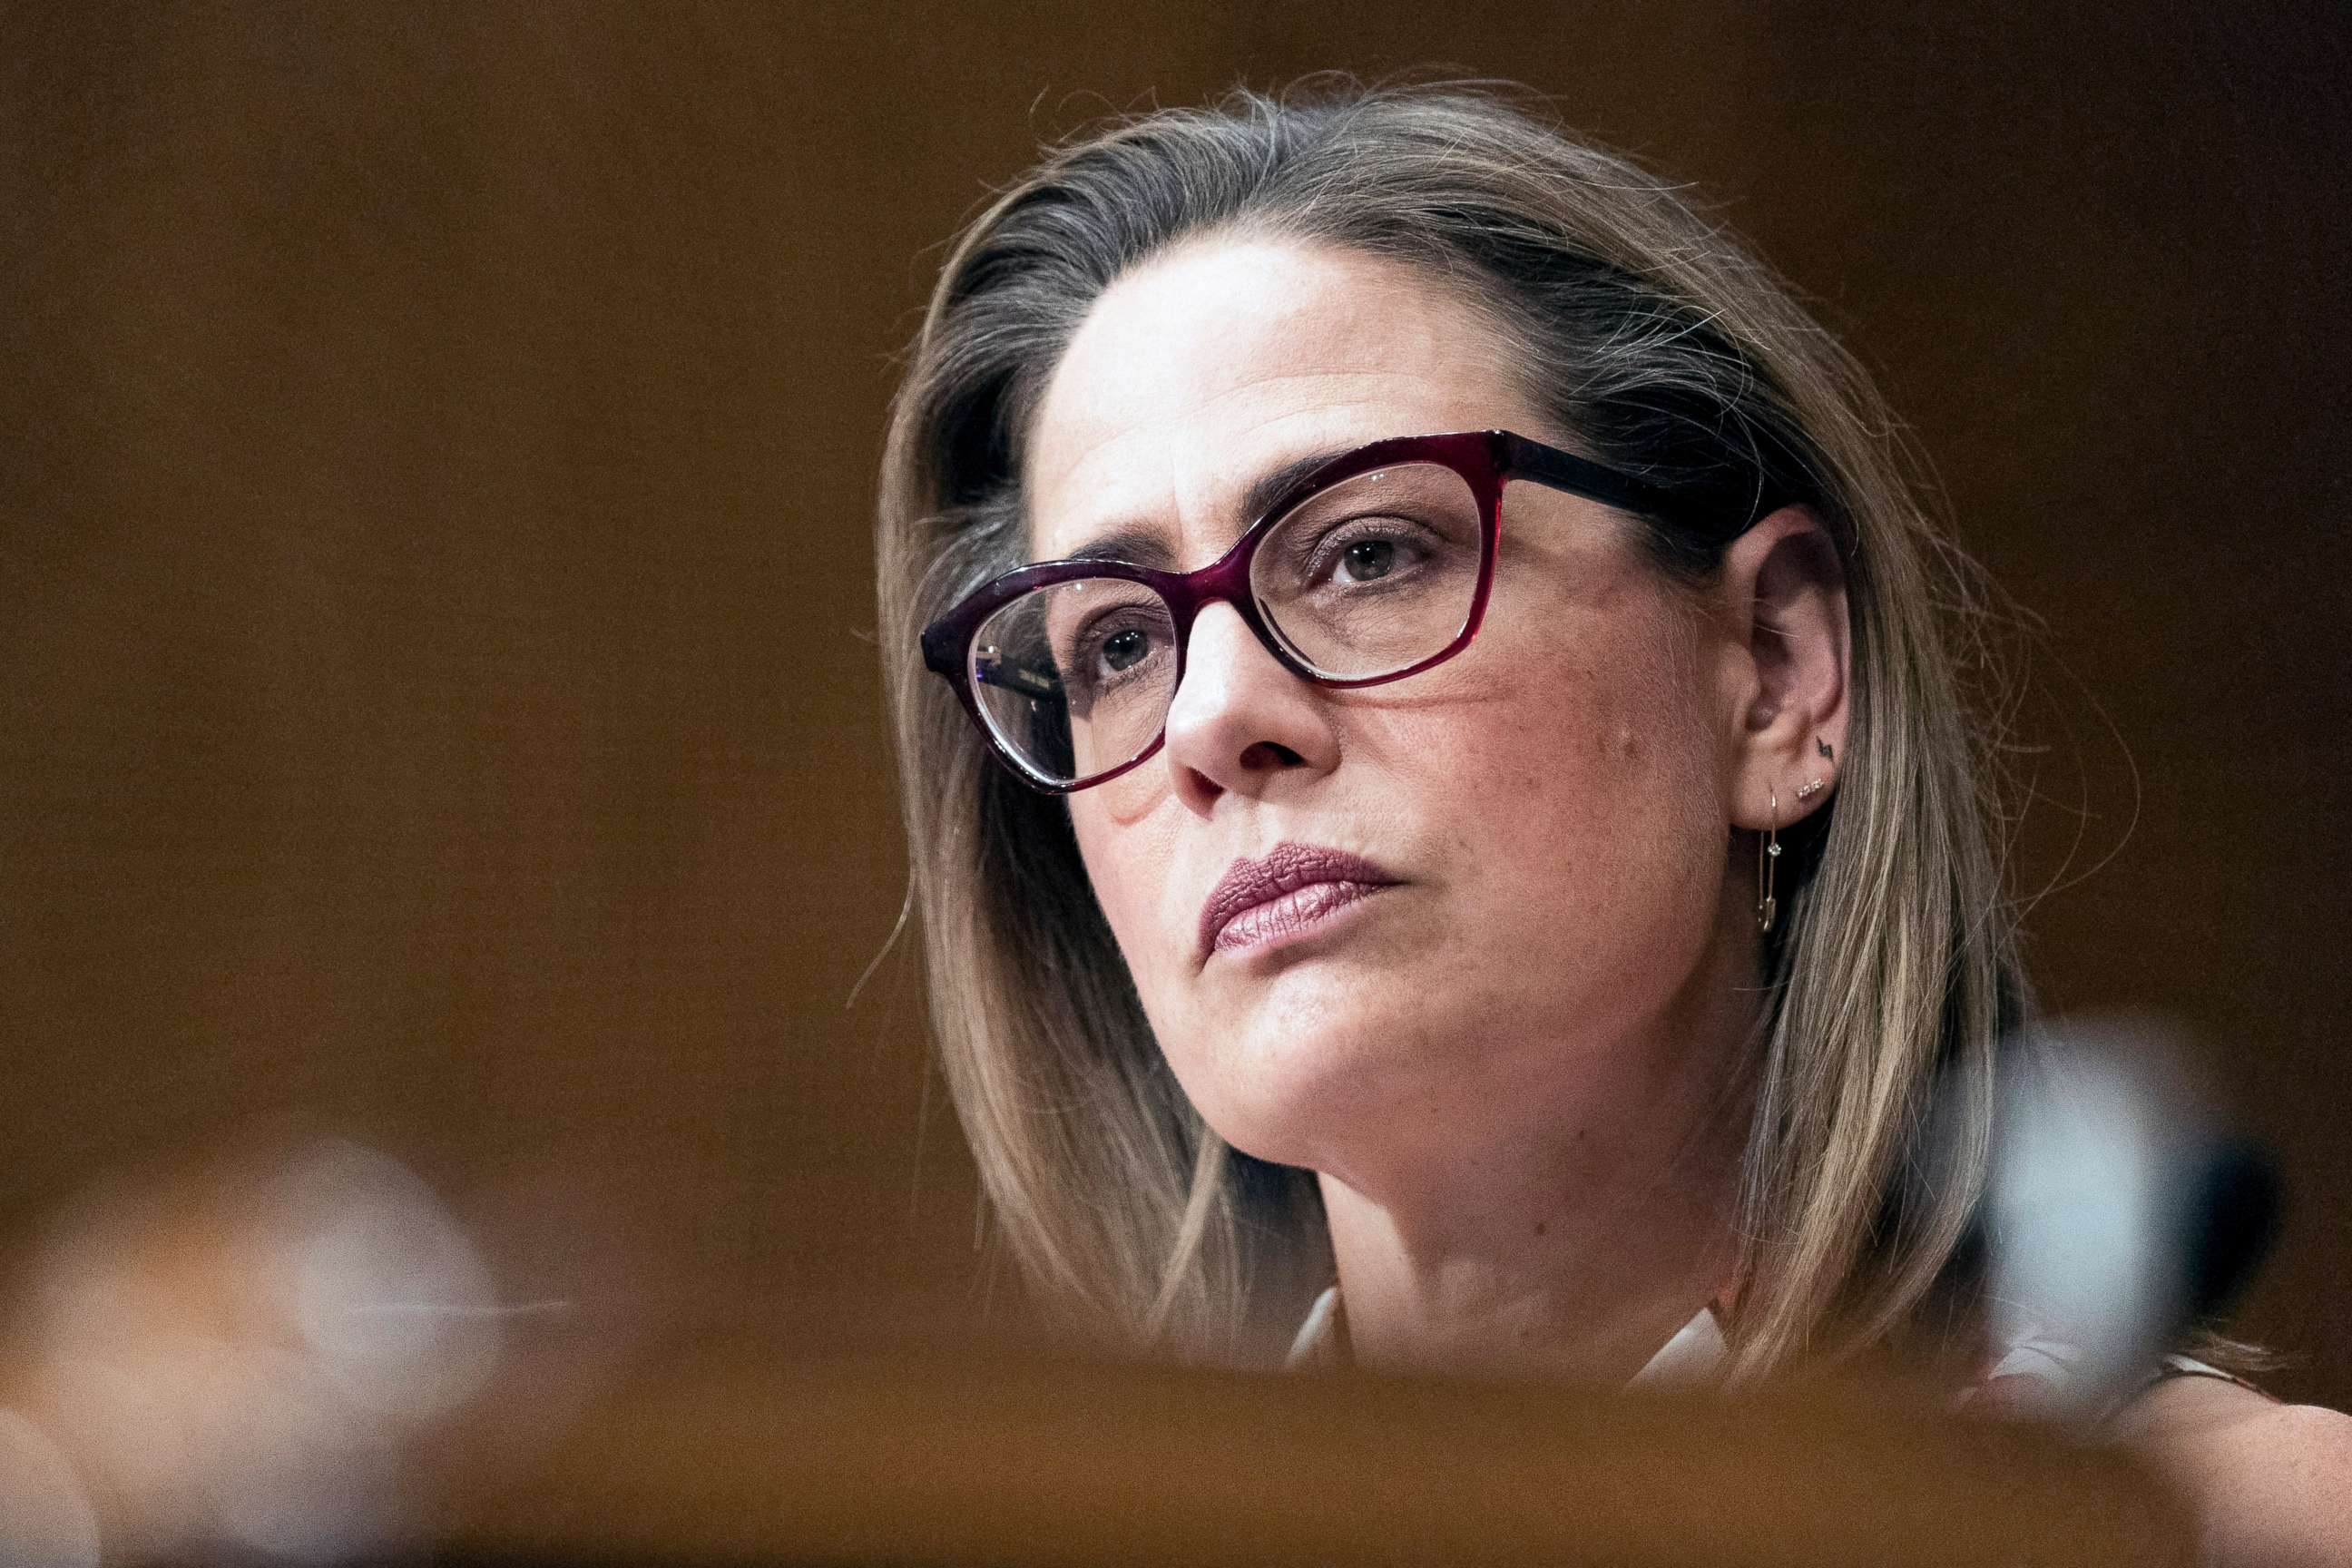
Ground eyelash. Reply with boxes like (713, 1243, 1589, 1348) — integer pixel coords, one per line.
(1290, 515, 1438, 585)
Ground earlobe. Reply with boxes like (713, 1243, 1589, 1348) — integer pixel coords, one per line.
(1721, 505, 1851, 831)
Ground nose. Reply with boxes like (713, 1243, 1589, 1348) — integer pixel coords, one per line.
(1159, 602, 1339, 815)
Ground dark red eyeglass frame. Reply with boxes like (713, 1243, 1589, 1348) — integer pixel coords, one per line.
(920, 428, 1751, 794)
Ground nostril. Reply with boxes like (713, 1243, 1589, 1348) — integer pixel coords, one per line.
(1240, 741, 1305, 769)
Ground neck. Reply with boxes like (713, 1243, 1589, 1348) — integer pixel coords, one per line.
(1313, 912, 1759, 1383)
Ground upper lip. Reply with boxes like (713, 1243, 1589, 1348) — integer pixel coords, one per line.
(1199, 842, 1401, 960)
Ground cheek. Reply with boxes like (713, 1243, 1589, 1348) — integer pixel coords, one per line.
(1396, 600, 1728, 974)
(1448, 524, 1720, 818)
(1407, 583, 1715, 824)
(1068, 804, 1185, 1007)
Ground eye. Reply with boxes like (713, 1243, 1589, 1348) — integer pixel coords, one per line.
(1064, 607, 1172, 699)
(1305, 520, 1431, 589)
(1337, 536, 1399, 583)
(1098, 625, 1152, 672)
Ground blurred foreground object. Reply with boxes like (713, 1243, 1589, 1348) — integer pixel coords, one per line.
(1971, 1014, 2280, 1420)
(431, 1349, 2194, 1567)
(0, 1124, 2220, 1565)
(0, 1139, 635, 1565)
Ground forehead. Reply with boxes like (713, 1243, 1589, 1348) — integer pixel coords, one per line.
(1024, 239, 1542, 564)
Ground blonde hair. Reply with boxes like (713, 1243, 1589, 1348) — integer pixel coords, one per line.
(876, 82, 2023, 1375)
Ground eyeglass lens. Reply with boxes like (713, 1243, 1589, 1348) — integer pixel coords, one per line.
(967, 462, 1485, 787)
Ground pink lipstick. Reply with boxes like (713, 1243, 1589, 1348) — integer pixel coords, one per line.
(1200, 843, 1400, 961)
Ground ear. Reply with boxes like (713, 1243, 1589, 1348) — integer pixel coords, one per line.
(1714, 505, 1849, 831)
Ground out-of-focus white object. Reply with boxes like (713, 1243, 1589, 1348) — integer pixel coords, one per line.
(3, 1138, 518, 1564)
(1976, 1014, 2277, 1422)
(265, 1141, 503, 1422)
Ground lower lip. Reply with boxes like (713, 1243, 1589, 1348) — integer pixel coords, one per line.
(1210, 880, 1393, 958)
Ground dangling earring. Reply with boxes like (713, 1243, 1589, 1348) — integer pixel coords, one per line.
(1757, 789, 1780, 935)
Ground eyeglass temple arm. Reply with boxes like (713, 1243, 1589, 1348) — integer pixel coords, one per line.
(1500, 434, 1697, 525)
(970, 649, 1059, 702)
(922, 613, 1063, 700)
(919, 622, 966, 679)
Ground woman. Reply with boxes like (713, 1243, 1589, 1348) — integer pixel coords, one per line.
(875, 83, 2347, 1553)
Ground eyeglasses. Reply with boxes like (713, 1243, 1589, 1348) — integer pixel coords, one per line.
(920, 429, 1750, 793)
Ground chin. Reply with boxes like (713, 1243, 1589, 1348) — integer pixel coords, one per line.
(1176, 1001, 1439, 1173)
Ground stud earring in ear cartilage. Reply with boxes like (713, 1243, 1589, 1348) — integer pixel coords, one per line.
(1797, 778, 1824, 800)
(1758, 789, 1780, 935)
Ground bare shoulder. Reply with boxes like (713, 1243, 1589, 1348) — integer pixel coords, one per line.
(2108, 1376, 2352, 1566)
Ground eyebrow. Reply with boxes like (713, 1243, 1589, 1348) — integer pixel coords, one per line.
(1053, 446, 1354, 569)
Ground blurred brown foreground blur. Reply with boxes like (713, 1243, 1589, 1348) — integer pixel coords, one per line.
(431, 1355, 2197, 1568)
(0, 1140, 2196, 1566)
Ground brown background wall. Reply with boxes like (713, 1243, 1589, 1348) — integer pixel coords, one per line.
(4, 4, 2345, 1405)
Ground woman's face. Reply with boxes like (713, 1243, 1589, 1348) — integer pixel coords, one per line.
(1024, 238, 1759, 1185)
